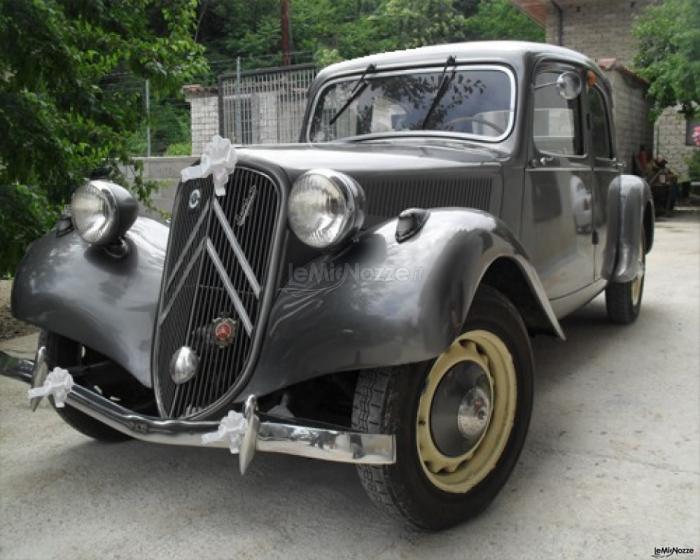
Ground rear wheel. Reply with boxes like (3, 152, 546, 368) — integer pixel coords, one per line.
(42, 331, 131, 442)
(352, 286, 534, 530)
(606, 228, 646, 324)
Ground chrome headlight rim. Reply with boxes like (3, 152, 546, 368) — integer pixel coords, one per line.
(71, 180, 136, 246)
(288, 169, 366, 249)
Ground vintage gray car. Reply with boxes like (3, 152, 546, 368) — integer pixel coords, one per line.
(1, 41, 654, 530)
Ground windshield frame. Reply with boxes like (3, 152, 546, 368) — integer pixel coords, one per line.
(305, 63, 517, 144)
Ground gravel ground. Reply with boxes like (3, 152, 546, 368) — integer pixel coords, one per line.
(0, 211, 698, 560)
(0, 280, 36, 341)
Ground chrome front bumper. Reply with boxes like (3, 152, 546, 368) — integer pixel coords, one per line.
(0, 350, 395, 473)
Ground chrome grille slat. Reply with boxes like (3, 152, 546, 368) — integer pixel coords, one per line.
(152, 167, 281, 419)
(212, 198, 261, 298)
(206, 239, 253, 334)
(165, 200, 211, 292)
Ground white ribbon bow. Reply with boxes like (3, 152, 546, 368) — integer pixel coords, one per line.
(201, 410, 248, 454)
(180, 134, 238, 196)
(27, 367, 74, 408)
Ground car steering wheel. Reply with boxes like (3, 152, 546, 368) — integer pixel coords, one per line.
(444, 116, 506, 135)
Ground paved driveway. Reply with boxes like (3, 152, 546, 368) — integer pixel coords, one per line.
(1, 211, 698, 560)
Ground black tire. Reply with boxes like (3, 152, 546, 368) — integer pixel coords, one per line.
(43, 331, 131, 443)
(605, 228, 646, 325)
(352, 286, 534, 530)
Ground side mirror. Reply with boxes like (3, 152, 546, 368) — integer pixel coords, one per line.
(556, 72, 582, 100)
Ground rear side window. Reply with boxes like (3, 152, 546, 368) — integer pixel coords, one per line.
(533, 71, 583, 156)
(588, 87, 613, 159)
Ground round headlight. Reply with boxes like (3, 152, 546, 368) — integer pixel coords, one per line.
(288, 170, 365, 249)
(71, 180, 137, 245)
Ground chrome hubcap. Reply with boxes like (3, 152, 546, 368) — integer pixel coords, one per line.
(457, 384, 492, 443)
(429, 362, 493, 456)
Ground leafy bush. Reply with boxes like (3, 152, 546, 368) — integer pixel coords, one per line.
(0, 0, 206, 274)
(165, 142, 193, 156)
(688, 151, 700, 182)
(0, 185, 59, 278)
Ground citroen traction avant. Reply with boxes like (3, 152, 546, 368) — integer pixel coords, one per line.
(1, 41, 653, 530)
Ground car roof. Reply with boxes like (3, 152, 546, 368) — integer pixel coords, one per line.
(317, 40, 600, 79)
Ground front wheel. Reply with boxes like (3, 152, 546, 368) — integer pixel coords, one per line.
(352, 286, 534, 530)
(43, 331, 132, 442)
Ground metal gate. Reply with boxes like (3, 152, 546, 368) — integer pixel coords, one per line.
(219, 63, 317, 145)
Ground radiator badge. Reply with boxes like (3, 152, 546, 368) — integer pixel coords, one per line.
(212, 316, 238, 348)
(235, 183, 258, 227)
(188, 188, 201, 210)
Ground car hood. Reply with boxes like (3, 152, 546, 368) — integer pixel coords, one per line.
(236, 141, 504, 184)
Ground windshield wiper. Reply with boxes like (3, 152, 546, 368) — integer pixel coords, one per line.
(329, 63, 376, 125)
(421, 55, 457, 129)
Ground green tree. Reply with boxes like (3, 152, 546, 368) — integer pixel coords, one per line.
(0, 0, 207, 276)
(464, 0, 544, 42)
(633, 0, 700, 118)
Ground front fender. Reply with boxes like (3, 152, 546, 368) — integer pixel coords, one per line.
(11, 218, 168, 388)
(602, 174, 654, 283)
(240, 208, 563, 401)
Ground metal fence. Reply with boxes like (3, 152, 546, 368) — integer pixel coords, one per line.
(219, 63, 317, 145)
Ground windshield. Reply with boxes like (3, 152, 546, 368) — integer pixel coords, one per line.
(308, 65, 515, 143)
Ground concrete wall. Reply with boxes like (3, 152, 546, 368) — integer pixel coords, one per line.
(655, 107, 699, 180)
(183, 86, 220, 156)
(120, 156, 196, 218)
(544, 0, 660, 68)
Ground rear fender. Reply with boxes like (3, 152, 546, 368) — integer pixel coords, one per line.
(11, 218, 167, 388)
(240, 208, 563, 401)
(602, 174, 654, 283)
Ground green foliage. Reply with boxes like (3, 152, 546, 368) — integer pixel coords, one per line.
(0, 0, 206, 274)
(197, 0, 544, 71)
(464, 0, 544, 42)
(633, 0, 700, 118)
(165, 142, 193, 156)
(127, 99, 192, 156)
(688, 150, 700, 182)
(0, 185, 60, 278)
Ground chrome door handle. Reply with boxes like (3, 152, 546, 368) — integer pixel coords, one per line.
(613, 160, 625, 170)
(539, 156, 555, 166)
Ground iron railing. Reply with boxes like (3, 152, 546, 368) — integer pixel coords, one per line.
(219, 63, 317, 145)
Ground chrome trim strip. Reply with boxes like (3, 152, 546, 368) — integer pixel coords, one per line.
(165, 198, 211, 292)
(212, 198, 261, 298)
(158, 237, 207, 324)
(0, 352, 396, 468)
(306, 63, 517, 144)
(206, 239, 253, 335)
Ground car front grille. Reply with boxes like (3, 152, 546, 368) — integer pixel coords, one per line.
(152, 167, 282, 418)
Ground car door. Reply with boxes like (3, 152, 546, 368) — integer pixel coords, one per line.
(525, 63, 595, 299)
(587, 82, 621, 279)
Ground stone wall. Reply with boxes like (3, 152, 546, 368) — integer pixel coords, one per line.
(183, 85, 219, 156)
(655, 107, 699, 180)
(600, 64, 653, 173)
(544, 0, 659, 68)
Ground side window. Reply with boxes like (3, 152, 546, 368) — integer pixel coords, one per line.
(589, 87, 613, 159)
(533, 71, 583, 156)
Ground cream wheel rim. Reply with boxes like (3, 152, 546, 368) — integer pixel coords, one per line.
(416, 329, 517, 494)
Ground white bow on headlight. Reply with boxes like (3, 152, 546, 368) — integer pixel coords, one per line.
(180, 134, 238, 196)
